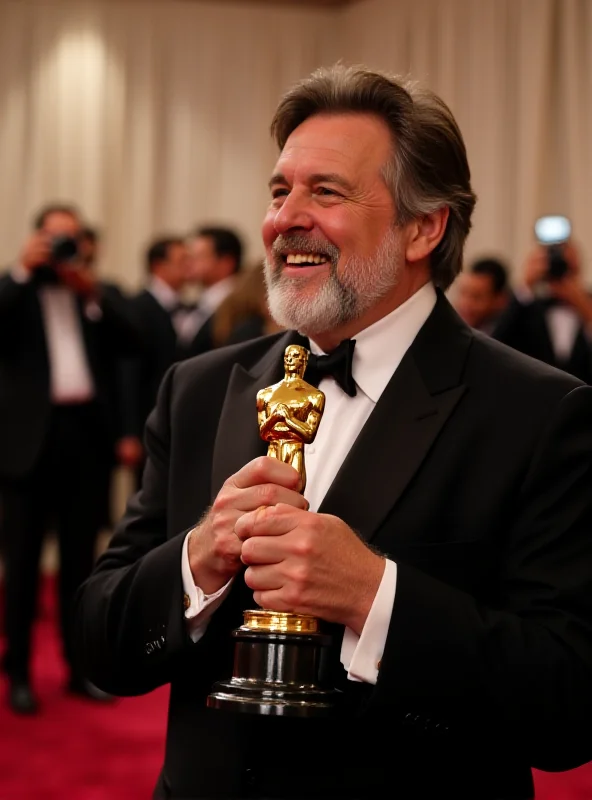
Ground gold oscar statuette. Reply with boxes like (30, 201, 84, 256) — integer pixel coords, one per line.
(207, 345, 341, 716)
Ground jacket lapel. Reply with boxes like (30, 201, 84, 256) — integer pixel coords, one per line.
(317, 293, 472, 542)
(211, 330, 304, 499)
(76, 294, 100, 378)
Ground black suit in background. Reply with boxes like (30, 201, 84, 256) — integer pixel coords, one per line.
(75, 293, 592, 799)
(0, 272, 141, 683)
(185, 314, 215, 359)
(118, 290, 185, 444)
(493, 294, 592, 384)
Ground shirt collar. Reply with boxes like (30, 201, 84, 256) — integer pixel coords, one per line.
(310, 282, 437, 403)
(199, 276, 237, 316)
(148, 276, 180, 312)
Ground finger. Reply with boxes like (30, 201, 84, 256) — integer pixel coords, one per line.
(240, 533, 289, 565)
(252, 590, 292, 613)
(216, 482, 309, 515)
(234, 503, 303, 541)
(244, 564, 283, 592)
(231, 456, 302, 492)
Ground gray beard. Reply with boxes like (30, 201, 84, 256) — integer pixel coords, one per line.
(264, 228, 404, 337)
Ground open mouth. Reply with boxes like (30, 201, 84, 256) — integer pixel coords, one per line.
(283, 252, 329, 267)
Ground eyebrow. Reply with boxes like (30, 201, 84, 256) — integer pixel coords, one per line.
(268, 172, 355, 192)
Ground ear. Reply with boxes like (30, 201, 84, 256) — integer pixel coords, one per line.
(405, 207, 450, 264)
(219, 254, 237, 278)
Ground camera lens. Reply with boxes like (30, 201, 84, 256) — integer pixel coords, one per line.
(50, 236, 79, 264)
(547, 246, 569, 281)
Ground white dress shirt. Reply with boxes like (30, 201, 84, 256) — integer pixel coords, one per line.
(149, 275, 237, 345)
(514, 285, 590, 361)
(147, 275, 180, 314)
(147, 276, 197, 346)
(182, 281, 438, 684)
(12, 265, 95, 404)
(197, 276, 237, 319)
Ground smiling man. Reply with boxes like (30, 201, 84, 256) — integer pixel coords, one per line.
(75, 65, 592, 800)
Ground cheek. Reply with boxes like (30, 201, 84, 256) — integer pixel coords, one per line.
(322, 212, 368, 257)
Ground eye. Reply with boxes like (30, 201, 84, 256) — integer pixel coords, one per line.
(315, 187, 340, 198)
(271, 187, 289, 199)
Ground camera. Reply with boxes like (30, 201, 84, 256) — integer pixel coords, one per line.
(534, 215, 571, 281)
(50, 235, 79, 265)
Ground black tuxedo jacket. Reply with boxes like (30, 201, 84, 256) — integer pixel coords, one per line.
(493, 294, 592, 384)
(0, 272, 141, 479)
(118, 290, 183, 439)
(75, 293, 592, 799)
(186, 314, 215, 359)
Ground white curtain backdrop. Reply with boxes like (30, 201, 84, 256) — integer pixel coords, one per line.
(0, 0, 590, 285)
(340, 0, 592, 276)
(0, 0, 338, 286)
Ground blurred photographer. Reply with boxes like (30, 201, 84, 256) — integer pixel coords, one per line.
(494, 219, 592, 383)
(0, 203, 141, 713)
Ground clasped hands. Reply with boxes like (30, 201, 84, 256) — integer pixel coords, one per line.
(187, 456, 385, 636)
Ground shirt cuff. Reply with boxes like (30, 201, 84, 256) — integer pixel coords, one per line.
(181, 530, 233, 643)
(11, 264, 32, 284)
(340, 559, 397, 685)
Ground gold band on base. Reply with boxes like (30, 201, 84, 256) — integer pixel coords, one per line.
(242, 609, 319, 634)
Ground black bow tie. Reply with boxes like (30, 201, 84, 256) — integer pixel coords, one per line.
(305, 338, 357, 397)
(170, 301, 197, 314)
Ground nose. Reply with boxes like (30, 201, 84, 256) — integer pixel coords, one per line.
(273, 189, 314, 235)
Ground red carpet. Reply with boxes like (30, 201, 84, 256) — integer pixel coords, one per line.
(0, 576, 169, 799)
(1, 577, 592, 799)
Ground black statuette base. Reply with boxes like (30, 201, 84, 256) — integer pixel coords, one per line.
(207, 627, 341, 717)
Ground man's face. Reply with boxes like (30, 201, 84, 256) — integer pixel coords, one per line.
(42, 211, 81, 240)
(262, 112, 405, 337)
(455, 273, 500, 329)
(159, 243, 190, 291)
(188, 236, 223, 288)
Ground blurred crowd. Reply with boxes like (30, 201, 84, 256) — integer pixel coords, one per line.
(455, 241, 592, 385)
(0, 202, 278, 714)
(1, 201, 591, 716)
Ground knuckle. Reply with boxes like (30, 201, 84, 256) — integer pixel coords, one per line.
(211, 511, 235, 543)
(256, 483, 275, 507)
(251, 456, 270, 481)
(284, 585, 302, 608)
(212, 492, 230, 513)
(293, 534, 314, 558)
(289, 564, 310, 588)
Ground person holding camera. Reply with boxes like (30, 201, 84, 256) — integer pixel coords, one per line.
(494, 235, 592, 383)
(0, 202, 141, 714)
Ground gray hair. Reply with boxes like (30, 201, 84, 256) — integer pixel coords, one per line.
(270, 64, 477, 290)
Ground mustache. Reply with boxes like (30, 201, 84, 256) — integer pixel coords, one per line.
(271, 234, 340, 264)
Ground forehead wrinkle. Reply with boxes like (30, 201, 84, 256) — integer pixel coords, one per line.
(273, 141, 390, 194)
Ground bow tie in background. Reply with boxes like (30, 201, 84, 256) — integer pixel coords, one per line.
(170, 300, 198, 315)
(305, 338, 357, 397)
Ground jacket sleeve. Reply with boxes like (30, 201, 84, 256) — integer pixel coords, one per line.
(0, 272, 31, 343)
(96, 283, 145, 358)
(114, 356, 144, 439)
(73, 362, 192, 696)
(371, 385, 592, 771)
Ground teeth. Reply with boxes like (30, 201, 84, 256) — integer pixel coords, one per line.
(285, 253, 328, 265)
